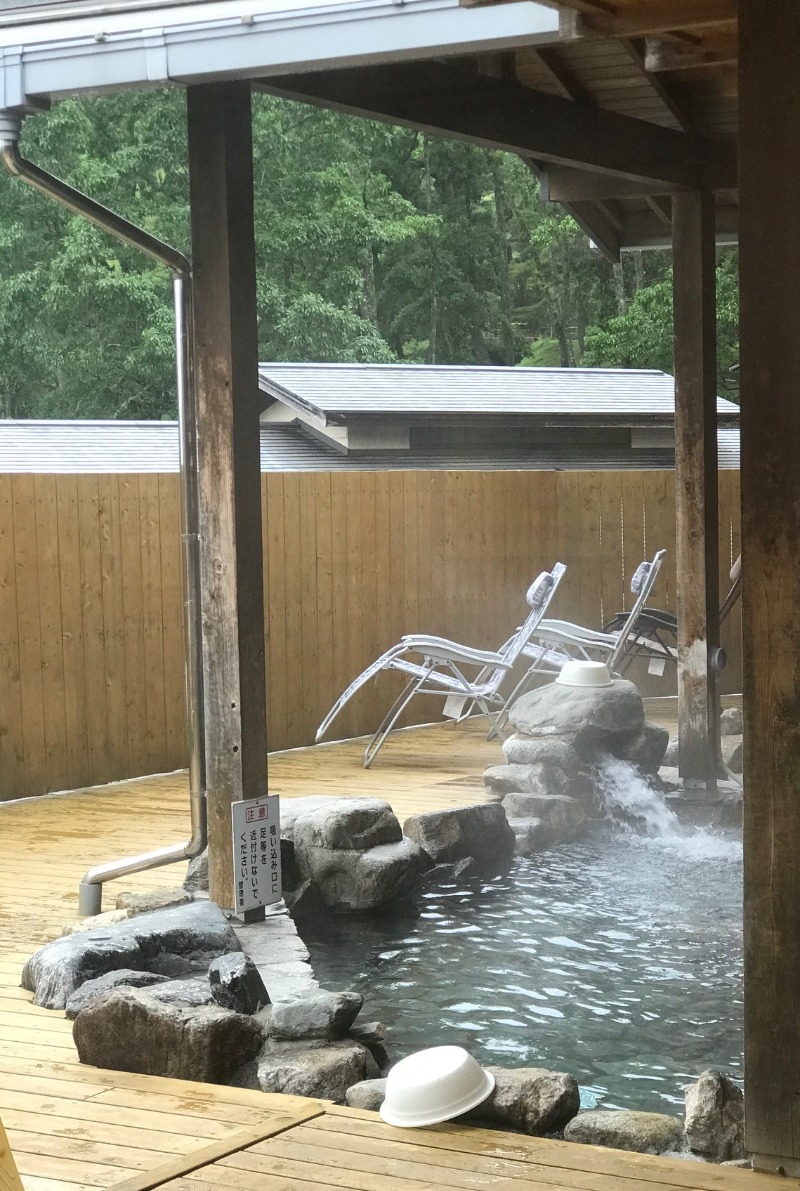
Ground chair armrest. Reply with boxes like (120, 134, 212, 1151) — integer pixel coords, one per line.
(535, 619, 617, 645)
(400, 635, 510, 668)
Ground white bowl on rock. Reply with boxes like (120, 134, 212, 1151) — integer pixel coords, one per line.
(379, 1045, 495, 1128)
(555, 660, 613, 688)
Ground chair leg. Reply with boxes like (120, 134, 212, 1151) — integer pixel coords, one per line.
(362, 671, 430, 769)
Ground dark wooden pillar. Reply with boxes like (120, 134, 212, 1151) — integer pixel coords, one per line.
(187, 82, 268, 913)
(672, 190, 720, 787)
(740, 1, 800, 1172)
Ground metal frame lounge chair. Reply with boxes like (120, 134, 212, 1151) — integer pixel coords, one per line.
(489, 549, 668, 736)
(315, 562, 567, 767)
(603, 553, 741, 673)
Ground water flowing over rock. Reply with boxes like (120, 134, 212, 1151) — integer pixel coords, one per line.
(403, 803, 515, 867)
(615, 723, 670, 774)
(72, 987, 263, 1083)
(465, 1067, 580, 1135)
(233, 1038, 366, 1102)
(684, 1070, 745, 1163)
(22, 901, 240, 1009)
(269, 990, 363, 1042)
(564, 1109, 684, 1154)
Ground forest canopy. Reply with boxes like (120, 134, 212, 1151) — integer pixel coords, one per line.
(0, 89, 739, 420)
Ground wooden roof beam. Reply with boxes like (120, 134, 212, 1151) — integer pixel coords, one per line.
(555, 0, 736, 39)
(258, 61, 728, 190)
(644, 35, 738, 72)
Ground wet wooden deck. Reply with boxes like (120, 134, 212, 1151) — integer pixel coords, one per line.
(2, 708, 771, 1191)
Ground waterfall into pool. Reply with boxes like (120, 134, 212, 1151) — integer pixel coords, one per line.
(300, 780, 742, 1112)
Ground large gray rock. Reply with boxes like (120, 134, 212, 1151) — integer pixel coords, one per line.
(22, 901, 240, 1009)
(662, 736, 680, 767)
(290, 799, 402, 852)
(269, 991, 363, 1042)
(721, 735, 743, 774)
(144, 976, 214, 1007)
(466, 1067, 579, 1135)
(501, 793, 586, 842)
(508, 679, 644, 759)
(346, 1078, 386, 1111)
(502, 736, 584, 773)
(183, 850, 208, 894)
(616, 722, 670, 774)
(234, 1038, 366, 1103)
(115, 889, 192, 915)
(279, 797, 338, 841)
(684, 1070, 745, 1163)
(209, 952, 269, 1015)
(65, 969, 169, 1020)
(483, 764, 538, 797)
(564, 1110, 684, 1155)
(506, 817, 550, 857)
(403, 803, 515, 867)
(720, 707, 743, 736)
(72, 987, 263, 1083)
(298, 837, 428, 911)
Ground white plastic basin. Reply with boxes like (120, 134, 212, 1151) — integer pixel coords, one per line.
(379, 1045, 495, 1128)
(555, 660, 613, 687)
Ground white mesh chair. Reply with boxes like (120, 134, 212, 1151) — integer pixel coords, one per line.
(316, 562, 567, 767)
(492, 549, 668, 735)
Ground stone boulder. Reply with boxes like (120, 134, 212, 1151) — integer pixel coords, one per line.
(403, 804, 515, 868)
(234, 1038, 366, 1102)
(346, 1078, 386, 1111)
(684, 1070, 745, 1163)
(465, 1067, 579, 1135)
(508, 680, 644, 760)
(298, 837, 428, 911)
(506, 817, 550, 857)
(564, 1110, 684, 1155)
(349, 1021, 391, 1076)
(22, 901, 240, 1010)
(290, 799, 402, 852)
(72, 987, 263, 1083)
(616, 722, 670, 774)
(145, 977, 214, 1007)
(284, 879, 325, 920)
(183, 850, 208, 894)
(721, 707, 743, 736)
(209, 952, 270, 1015)
(115, 889, 192, 915)
(662, 736, 679, 767)
(65, 969, 169, 1020)
(484, 764, 539, 797)
(501, 793, 586, 844)
(269, 990, 363, 1042)
(721, 735, 743, 774)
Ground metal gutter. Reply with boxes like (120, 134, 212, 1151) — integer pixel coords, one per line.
(0, 0, 560, 107)
(0, 111, 207, 916)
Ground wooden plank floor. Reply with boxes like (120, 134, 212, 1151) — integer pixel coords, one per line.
(2, 707, 770, 1191)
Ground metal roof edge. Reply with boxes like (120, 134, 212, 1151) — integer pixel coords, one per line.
(0, 0, 560, 106)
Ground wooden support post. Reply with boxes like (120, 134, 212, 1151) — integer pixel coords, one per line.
(672, 190, 720, 787)
(187, 82, 268, 913)
(740, 0, 800, 1172)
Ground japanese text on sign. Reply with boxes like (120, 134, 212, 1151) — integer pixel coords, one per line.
(231, 795, 282, 914)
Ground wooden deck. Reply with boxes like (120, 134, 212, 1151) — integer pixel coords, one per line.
(1, 708, 773, 1191)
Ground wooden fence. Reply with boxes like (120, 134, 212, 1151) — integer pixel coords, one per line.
(0, 469, 742, 801)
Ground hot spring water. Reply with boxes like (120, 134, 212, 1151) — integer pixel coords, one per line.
(300, 761, 742, 1112)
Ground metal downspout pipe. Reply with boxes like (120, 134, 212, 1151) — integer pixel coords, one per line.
(0, 111, 207, 916)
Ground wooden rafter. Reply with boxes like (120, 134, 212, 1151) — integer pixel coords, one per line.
(465, 0, 737, 40)
(258, 61, 723, 190)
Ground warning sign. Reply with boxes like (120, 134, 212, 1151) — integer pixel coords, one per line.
(231, 795, 282, 914)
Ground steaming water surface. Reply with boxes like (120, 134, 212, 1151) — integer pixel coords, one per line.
(301, 827, 742, 1112)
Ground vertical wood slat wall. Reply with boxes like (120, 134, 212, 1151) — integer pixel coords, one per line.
(0, 469, 742, 801)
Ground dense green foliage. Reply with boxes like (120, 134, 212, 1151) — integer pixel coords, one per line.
(0, 89, 739, 419)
